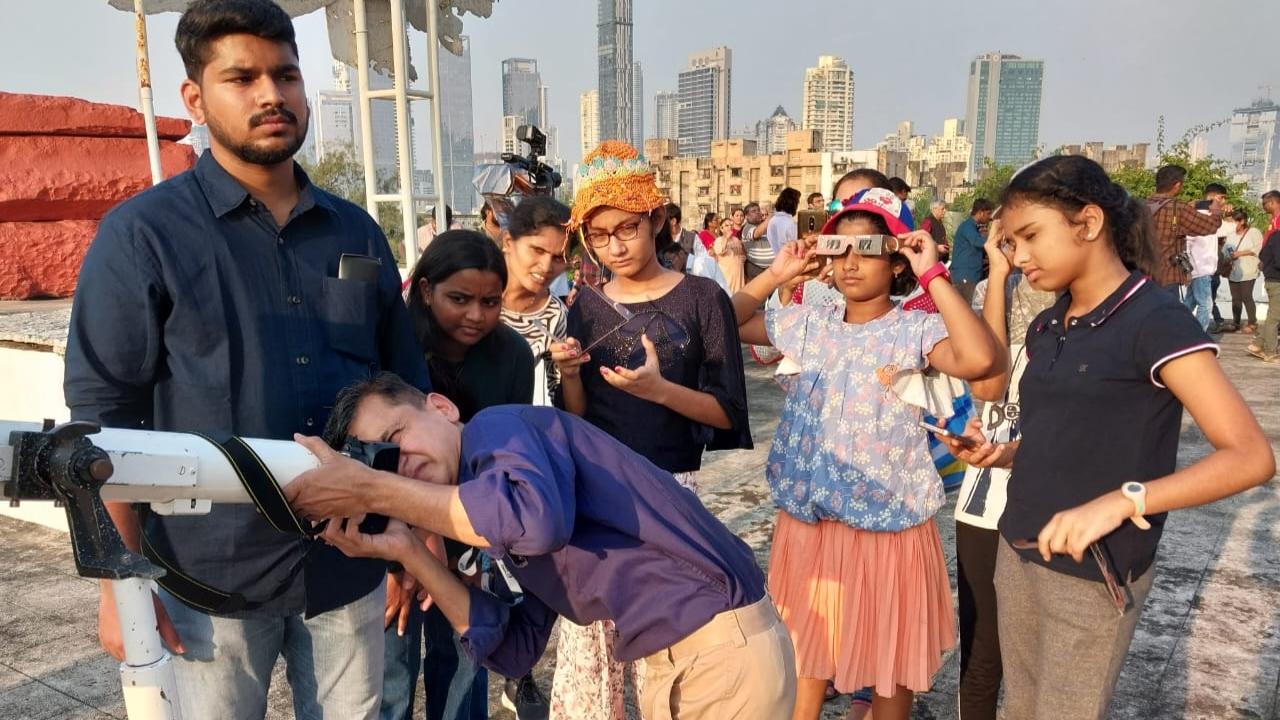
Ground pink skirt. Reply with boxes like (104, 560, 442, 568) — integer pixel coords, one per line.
(767, 511, 955, 697)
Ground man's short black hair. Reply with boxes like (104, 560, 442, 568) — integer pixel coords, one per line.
(176, 0, 299, 82)
(887, 177, 912, 195)
(1263, 190, 1280, 204)
(743, 201, 761, 214)
(419, 206, 454, 229)
(323, 372, 425, 449)
(1202, 183, 1227, 196)
(971, 198, 996, 216)
(806, 192, 824, 204)
(1155, 165, 1187, 193)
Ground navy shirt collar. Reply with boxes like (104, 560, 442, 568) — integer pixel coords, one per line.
(193, 150, 335, 219)
(1036, 271, 1148, 335)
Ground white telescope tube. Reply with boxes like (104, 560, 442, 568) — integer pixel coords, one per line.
(0, 421, 321, 512)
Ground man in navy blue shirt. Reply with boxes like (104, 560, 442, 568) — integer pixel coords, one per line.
(951, 199, 995, 302)
(63, 1, 427, 718)
(286, 373, 797, 719)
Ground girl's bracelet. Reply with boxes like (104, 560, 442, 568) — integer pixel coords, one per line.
(919, 263, 951, 293)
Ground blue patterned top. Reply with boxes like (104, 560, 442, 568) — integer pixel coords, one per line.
(765, 302, 949, 531)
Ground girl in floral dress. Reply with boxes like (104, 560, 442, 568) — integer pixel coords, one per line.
(731, 188, 1001, 720)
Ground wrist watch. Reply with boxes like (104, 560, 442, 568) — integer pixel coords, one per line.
(1121, 482, 1151, 530)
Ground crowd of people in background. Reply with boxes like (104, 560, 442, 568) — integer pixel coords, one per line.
(63, 3, 1278, 720)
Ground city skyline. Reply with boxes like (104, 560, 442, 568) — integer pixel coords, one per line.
(7, 0, 1278, 191)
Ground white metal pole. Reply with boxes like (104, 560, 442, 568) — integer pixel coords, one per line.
(352, 0, 379, 218)
(388, 0, 418, 269)
(424, 0, 448, 235)
(133, 0, 164, 186)
(112, 577, 181, 720)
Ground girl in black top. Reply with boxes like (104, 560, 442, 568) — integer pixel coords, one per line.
(392, 230, 536, 720)
(940, 156, 1273, 720)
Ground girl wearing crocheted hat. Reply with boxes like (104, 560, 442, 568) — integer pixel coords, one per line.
(546, 140, 771, 718)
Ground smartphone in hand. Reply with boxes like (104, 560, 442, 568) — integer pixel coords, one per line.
(918, 420, 980, 449)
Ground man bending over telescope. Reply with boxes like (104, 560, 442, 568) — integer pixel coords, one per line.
(285, 372, 796, 719)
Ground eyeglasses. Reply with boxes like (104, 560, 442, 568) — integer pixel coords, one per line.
(580, 284, 690, 367)
(582, 219, 644, 249)
(1012, 539, 1128, 616)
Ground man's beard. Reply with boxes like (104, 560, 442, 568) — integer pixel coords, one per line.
(206, 108, 308, 166)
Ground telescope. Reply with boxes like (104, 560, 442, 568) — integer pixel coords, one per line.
(0, 419, 395, 720)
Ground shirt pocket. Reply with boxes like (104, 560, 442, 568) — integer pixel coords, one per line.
(321, 276, 379, 363)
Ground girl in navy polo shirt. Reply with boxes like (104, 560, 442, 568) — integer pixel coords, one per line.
(942, 156, 1274, 720)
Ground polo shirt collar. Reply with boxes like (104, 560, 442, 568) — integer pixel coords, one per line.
(1036, 271, 1148, 335)
(194, 151, 334, 219)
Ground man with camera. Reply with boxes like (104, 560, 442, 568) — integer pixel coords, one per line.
(1147, 165, 1223, 295)
(63, 2, 428, 717)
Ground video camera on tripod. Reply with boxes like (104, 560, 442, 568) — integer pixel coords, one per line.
(473, 124, 562, 228)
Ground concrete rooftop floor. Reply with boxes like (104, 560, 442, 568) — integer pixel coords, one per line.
(1, 330, 1277, 720)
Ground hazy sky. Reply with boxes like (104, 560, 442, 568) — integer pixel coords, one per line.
(3, 0, 1278, 173)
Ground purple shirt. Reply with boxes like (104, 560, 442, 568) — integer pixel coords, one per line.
(455, 405, 765, 677)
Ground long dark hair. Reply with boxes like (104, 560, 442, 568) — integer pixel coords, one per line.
(1000, 155, 1157, 274)
(775, 188, 801, 216)
(406, 230, 507, 415)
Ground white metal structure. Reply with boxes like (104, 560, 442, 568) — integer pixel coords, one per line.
(1, 420, 324, 720)
(352, 0, 448, 269)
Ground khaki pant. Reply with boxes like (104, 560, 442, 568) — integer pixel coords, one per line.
(1260, 280, 1280, 354)
(641, 597, 796, 720)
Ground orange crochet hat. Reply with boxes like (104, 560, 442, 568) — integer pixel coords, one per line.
(569, 139, 665, 229)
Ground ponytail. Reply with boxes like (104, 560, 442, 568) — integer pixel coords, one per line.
(1001, 155, 1158, 274)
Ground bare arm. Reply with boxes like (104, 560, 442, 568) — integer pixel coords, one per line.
(366, 473, 490, 547)
(1035, 351, 1275, 563)
(969, 221, 1015, 401)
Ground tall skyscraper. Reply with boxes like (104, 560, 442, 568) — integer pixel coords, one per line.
(964, 52, 1044, 174)
(597, 0, 633, 143)
(676, 47, 732, 158)
(631, 61, 644, 147)
(801, 55, 855, 152)
(580, 90, 601, 157)
(654, 91, 678, 140)
(438, 35, 477, 213)
(756, 106, 796, 154)
(501, 115, 521, 155)
(1229, 97, 1280, 199)
(502, 58, 542, 127)
(314, 89, 357, 160)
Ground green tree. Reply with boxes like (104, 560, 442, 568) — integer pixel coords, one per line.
(1110, 117, 1266, 229)
(948, 160, 1018, 214)
(299, 143, 408, 265)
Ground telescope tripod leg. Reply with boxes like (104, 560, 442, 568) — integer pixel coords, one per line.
(111, 578, 182, 720)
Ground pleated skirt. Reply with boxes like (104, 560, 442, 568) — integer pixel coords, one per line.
(767, 511, 956, 698)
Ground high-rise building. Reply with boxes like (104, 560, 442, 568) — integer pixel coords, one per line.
(923, 118, 973, 201)
(964, 52, 1044, 175)
(1229, 98, 1280, 199)
(185, 124, 211, 158)
(438, 35, 477, 213)
(654, 91, 678, 140)
(1059, 142, 1149, 173)
(801, 55, 855, 152)
(501, 115, 521, 155)
(631, 61, 644, 147)
(755, 106, 796, 154)
(336, 61, 404, 185)
(676, 47, 732, 158)
(314, 89, 356, 160)
(502, 58, 542, 127)
(580, 90, 601, 157)
(597, 0, 633, 142)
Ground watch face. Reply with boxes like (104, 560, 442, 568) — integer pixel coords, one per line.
(1125, 482, 1143, 493)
